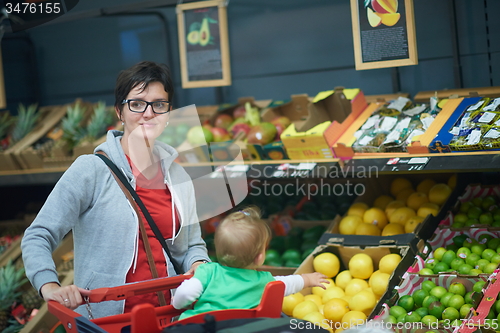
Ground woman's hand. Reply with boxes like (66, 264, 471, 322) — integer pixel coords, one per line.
(41, 282, 91, 310)
(184, 260, 207, 275)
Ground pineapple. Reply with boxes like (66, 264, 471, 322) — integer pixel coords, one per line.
(0, 261, 27, 331)
(57, 101, 87, 151)
(11, 103, 40, 144)
(0, 111, 15, 150)
(21, 288, 43, 313)
(79, 101, 114, 145)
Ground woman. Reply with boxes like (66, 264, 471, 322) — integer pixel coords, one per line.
(21, 61, 210, 319)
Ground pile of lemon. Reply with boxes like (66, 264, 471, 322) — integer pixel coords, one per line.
(338, 175, 456, 237)
(283, 251, 401, 332)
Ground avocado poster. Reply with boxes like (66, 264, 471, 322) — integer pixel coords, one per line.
(350, 0, 418, 70)
(177, 0, 232, 88)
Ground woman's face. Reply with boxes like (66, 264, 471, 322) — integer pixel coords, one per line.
(117, 81, 170, 142)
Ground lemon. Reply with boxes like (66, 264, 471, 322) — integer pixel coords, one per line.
(313, 252, 340, 278)
(282, 292, 304, 316)
(417, 202, 440, 217)
(348, 253, 373, 279)
(406, 192, 429, 211)
(389, 207, 416, 225)
(396, 188, 416, 203)
(405, 215, 425, 233)
(292, 300, 319, 319)
(338, 215, 363, 235)
(379, 253, 402, 274)
(385, 200, 406, 218)
(354, 222, 381, 236)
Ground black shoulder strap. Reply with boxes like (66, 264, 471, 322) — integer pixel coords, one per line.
(95, 152, 183, 274)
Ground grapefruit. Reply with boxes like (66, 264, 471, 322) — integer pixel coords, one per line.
(348, 289, 377, 316)
(396, 188, 416, 203)
(406, 192, 429, 211)
(348, 253, 373, 279)
(335, 270, 353, 290)
(293, 300, 319, 319)
(313, 252, 340, 278)
(347, 203, 369, 217)
(282, 292, 304, 316)
(405, 215, 425, 233)
(338, 215, 363, 235)
(389, 207, 416, 225)
(363, 207, 388, 230)
(368, 271, 390, 297)
(322, 286, 346, 303)
(341, 311, 367, 329)
(323, 298, 350, 322)
(344, 278, 369, 296)
(429, 183, 452, 205)
(416, 179, 437, 195)
(417, 202, 440, 217)
(373, 195, 394, 210)
(355, 222, 381, 236)
(379, 253, 401, 274)
(448, 174, 457, 190)
(385, 200, 406, 218)
(390, 177, 413, 197)
(381, 223, 405, 236)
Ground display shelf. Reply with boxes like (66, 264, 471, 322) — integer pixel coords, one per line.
(0, 152, 499, 186)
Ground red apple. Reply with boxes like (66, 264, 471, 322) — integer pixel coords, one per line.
(232, 105, 246, 119)
(230, 123, 251, 138)
(214, 114, 234, 129)
(271, 116, 291, 129)
(247, 122, 277, 145)
(210, 127, 231, 142)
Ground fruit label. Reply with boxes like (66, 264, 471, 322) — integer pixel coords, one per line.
(484, 98, 500, 111)
(484, 129, 500, 139)
(426, 259, 434, 264)
(466, 129, 482, 145)
(466, 238, 473, 243)
(478, 112, 496, 123)
(458, 253, 467, 259)
(479, 237, 488, 244)
(467, 100, 484, 111)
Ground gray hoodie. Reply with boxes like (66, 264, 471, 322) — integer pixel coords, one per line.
(21, 130, 209, 318)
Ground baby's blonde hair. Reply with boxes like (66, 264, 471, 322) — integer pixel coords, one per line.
(214, 206, 271, 268)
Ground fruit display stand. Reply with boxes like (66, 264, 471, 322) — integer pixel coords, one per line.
(414, 86, 500, 103)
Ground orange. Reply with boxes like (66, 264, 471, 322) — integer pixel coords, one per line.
(322, 286, 346, 303)
(323, 298, 349, 322)
(389, 207, 416, 225)
(381, 223, 405, 236)
(348, 253, 373, 279)
(313, 252, 340, 278)
(344, 278, 369, 296)
(293, 300, 319, 319)
(355, 222, 381, 236)
(406, 192, 429, 211)
(429, 183, 452, 205)
(396, 188, 415, 203)
(405, 215, 425, 233)
(417, 202, 440, 217)
(347, 202, 369, 217)
(378, 253, 402, 274)
(335, 270, 353, 290)
(363, 207, 388, 230)
(416, 178, 437, 195)
(385, 200, 405, 218)
(282, 292, 304, 316)
(373, 195, 394, 210)
(341, 310, 367, 329)
(348, 289, 377, 316)
(338, 215, 363, 235)
(390, 177, 413, 197)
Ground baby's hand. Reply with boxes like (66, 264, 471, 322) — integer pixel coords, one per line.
(302, 272, 330, 289)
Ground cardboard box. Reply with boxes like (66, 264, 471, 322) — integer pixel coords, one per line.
(281, 121, 333, 160)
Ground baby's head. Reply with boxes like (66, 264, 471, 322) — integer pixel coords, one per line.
(214, 206, 271, 269)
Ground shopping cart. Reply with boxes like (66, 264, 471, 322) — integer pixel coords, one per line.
(48, 275, 285, 333)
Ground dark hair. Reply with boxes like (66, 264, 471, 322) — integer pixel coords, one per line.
(114, 61, 174, 115)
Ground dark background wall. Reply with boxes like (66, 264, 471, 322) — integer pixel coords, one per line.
(2, 0, 499, 113)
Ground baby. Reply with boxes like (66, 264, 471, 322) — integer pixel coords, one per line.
(172, 206, 328, 319)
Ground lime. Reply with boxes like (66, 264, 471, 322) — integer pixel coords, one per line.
(457, 264, 473, 275)
(448, 294, 465, 310)
(487, 308, 496, 319)
(421, 314, 439, 327)
(459, 303, 473, 319)
(462, 238, 478, 249)
(433, 247, 447, 261)
(484, 263, 498, 274)
(419, 268, 435, 275)
(473, 280, 486, 293)
(487, 238, 500, 250)
(425, 258, 438, 270)
(386, 315, 397, 325)
(457, 247, 471, 259)
(482, 249, 497, 261)
(281, 249, 301, 262)
(265, 249, 281, 263)
(465, 219, 479, 227)
(433, 262, 450, 274)
(454, 213, 469, 225)
(451, 222, 464, 228)
(440, 292, 454, 307)
(441, 250, 457, 266)
(465, 253, 481, 267)
(397, 314, 406, 323)
(405, 311, 421, 323)
(398, 295, 415, 312)
(476, 258, 490, 271)
(413, 289, 429, 307)
(468, 206, 483, 219)
(469, 268, 483, 275)
(415, 306, 429, 318)
(448, 282, 467, 296)
(494, 299, 500, 314)
(460, 201, 473, 213)
(389, 305, 408, 319)
(465, 291, 473, 304)
(428, 301, 445, 320)
(479, 212, 493, 225)
(453, 234, 468, 247)
(485, 318, 500, 330)
(471, 244, 487, 256)
(422, 280, 437, 293)
(442, 307, 460, 321)
(447, 244, 459, 253)
(450, 258, 465, 271)
(490, 254, 500, 265)
(422, 295, 439, 308)
(430, 286, 448, 299)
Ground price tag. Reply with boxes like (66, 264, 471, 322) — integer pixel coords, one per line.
(382, 157, 430, 172)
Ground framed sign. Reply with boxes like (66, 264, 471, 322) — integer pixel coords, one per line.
(351, 0, 417, 70)
(176, 0, 231, 88)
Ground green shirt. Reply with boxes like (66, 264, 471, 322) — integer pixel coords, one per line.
(179, 263, 275, 319)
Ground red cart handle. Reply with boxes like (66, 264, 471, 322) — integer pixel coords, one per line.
(88, 274, 193, 302)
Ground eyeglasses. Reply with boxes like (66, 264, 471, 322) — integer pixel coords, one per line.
(122, 99, 171, 114)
